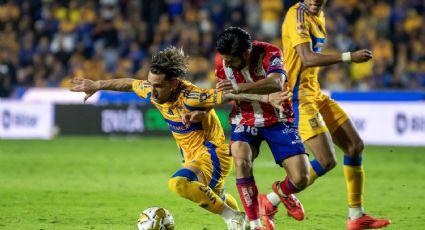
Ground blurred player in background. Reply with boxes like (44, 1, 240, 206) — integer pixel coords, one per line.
(218, 1, 391, 229)
(71, 46, 252, 230)
(215, 27, 309, 230)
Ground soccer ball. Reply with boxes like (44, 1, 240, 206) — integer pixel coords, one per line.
(137, 207, 174, 230)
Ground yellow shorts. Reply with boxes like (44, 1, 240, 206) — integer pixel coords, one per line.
(296, 93, 349, 141)
(182, 142, 232, 195)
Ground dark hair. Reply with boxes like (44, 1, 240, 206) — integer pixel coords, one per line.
(216, 27, 252, 56)
(150, 46, 188, 80)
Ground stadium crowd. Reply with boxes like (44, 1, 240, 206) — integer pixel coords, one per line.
(0, 0, 424, 97)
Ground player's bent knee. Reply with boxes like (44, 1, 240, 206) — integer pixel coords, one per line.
(290, 173, 309, 190)
(349, 139, 365, 157)
(322, 158, 337, 171)
(168, 176, 190, 198)
(234, 157, 253, 171)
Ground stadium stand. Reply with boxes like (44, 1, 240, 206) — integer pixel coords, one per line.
(0, 0, 424, 98)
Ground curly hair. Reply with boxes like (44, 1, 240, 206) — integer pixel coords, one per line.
(150, 46, 189, 80)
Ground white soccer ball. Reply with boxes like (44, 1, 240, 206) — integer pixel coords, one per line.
(137, 207, 175, 230)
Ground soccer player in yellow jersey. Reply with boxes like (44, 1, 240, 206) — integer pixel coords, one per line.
(70, 47, 271, 230)
(217, 2, 391, 229)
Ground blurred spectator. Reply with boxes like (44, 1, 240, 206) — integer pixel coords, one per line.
(0, 0, 424, 98)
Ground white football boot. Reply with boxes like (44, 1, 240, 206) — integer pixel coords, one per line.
(225, 212, 250, 230)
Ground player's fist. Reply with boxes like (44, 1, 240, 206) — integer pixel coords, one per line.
(216, 79, 240, 93)
(70, 77, 98, 102)
(351, 49, 373, 63)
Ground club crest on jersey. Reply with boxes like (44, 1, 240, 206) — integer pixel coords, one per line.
(234, 124, 245, 133)
(199, 93, 210, 102)
(270, 56, 283, 68)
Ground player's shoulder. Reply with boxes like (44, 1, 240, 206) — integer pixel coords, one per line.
(215, 52, 226, 78)
(253, 40, 280, 53)
(253, 41, 282, 60)
(180, 80, 205, 100)
(287, 2, 310, 22)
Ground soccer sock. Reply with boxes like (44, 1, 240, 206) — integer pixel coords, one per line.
(343, 155, 365, 213)
(349, 207, 365, 220)
(308, 159, 327, 185)
(267, 176, 302, 206)
(279, 176, 301, 195)
(224, 193, 240, 211)
(266, 192, 282, 206)
(236, 177, 260, 222)
(168, 175, 225, 214)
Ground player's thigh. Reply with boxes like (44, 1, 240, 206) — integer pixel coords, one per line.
(331, 119, 364, 157)
(318, 95, 349, 135)
(296, 100, 329, 142)
(261, 122, 307, 165)
(304, 131, 337, 169)
(281, 153, 309, 184)
(230, 124, 262, 162)
(182, 147, 224, 189)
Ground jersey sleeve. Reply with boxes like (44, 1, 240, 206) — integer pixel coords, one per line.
(183, 88, 223, 111)
(263, 45, 287, 77)
(132, 80, 152, 99)
(286, 7, 311, 47)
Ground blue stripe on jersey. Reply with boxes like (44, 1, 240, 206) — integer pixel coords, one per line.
(297, 4, 307, 23)
(204, 141, 221, 189)
(147, 92, 152, 101)
(184, 103, 207, 111)
(163, 118, 203, 133)
(344, 155, 363, 166)
(311, 35, 326, 53)
(292, 72, 301, 127)
(179, 146, 185, 163)
(266, 69, 287, 76)
(171, 168, 198, 181)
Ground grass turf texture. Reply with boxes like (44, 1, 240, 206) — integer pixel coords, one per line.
(0, 137, 424, 229)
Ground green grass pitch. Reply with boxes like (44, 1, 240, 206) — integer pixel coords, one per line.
(1, 137, 424, 229)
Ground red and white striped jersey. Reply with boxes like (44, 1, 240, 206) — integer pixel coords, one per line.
(215, 40, 295, 127)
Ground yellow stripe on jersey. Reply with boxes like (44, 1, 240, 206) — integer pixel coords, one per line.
(282, 2, 327, 99)
(131, 79, 226, 162)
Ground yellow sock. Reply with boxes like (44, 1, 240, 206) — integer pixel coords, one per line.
(308, 164, 319, 186)
(308, 159, 326, 186)
(224, 193, 240, 211)
(168, 176, 225, 214)
(343, 165, 364, 208)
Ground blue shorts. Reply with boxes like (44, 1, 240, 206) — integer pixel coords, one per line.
(231, 122, 306, 164)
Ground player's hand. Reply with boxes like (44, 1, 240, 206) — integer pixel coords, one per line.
(267, 91, 292, 111)
(351, 49, 373, 63)
(182, 111, 207, 127)
(70, 77, 98, 103)
(216, 79, 240, 93)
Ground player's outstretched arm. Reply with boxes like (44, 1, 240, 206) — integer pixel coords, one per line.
(222, 93, 268, 104)
(295, 42, 373, 67)
(70, 77, 135, 102)
(221, 90, 292, 109)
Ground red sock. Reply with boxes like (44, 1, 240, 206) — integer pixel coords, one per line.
(236, 177, 259, 220)
(279, 177, 300, 195)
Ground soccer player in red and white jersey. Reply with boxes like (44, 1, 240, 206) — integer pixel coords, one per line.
(215, 27, 308, 230)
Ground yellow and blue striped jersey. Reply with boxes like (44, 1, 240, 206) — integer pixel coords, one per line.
(132, 79, 227, 162)
(282, 2, 326, 99)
